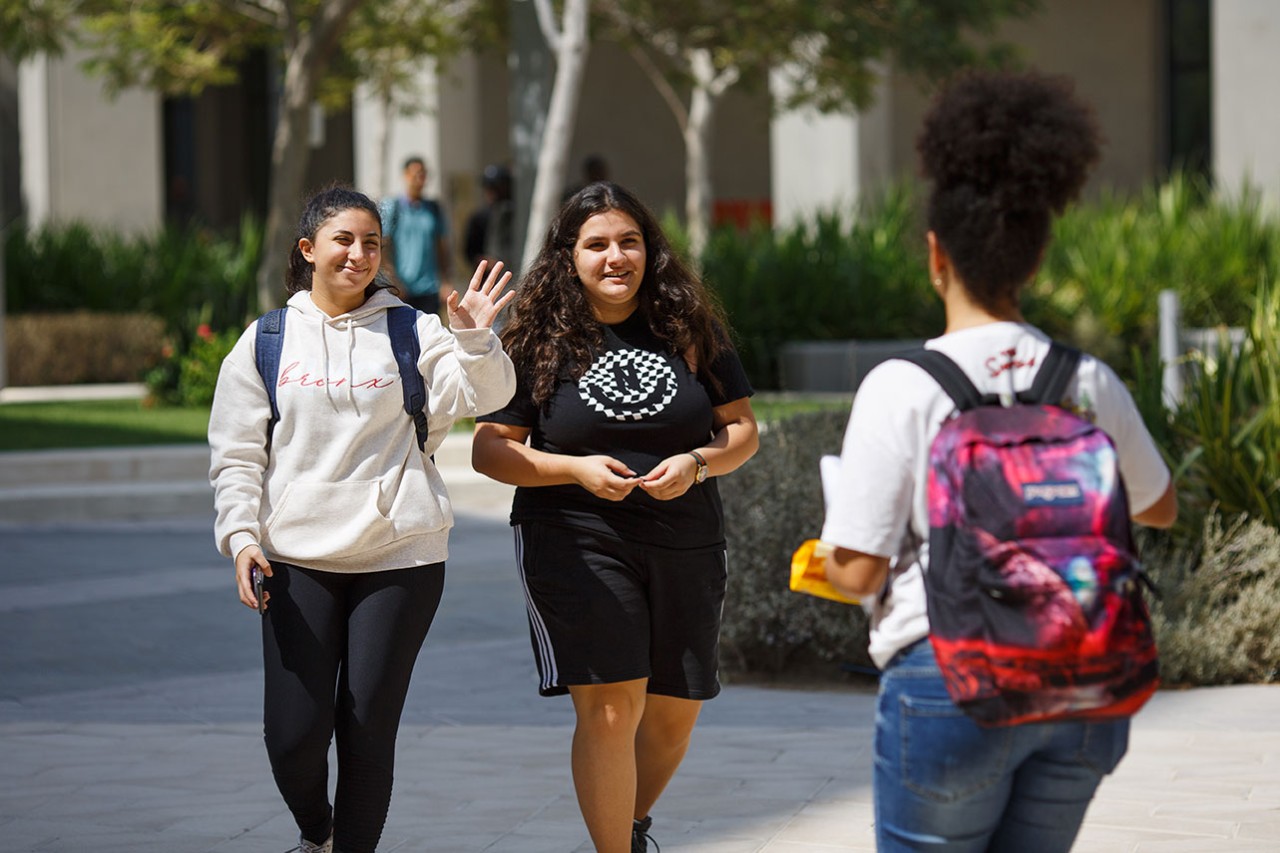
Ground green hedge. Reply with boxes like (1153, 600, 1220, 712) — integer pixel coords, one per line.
(726, 410, 1280, 687)
(5, 216, 262, 357)
(1027, 174, 1279, 376)
(720, 409, 872, 678)
(701, 175, 1280, 390)
(724, 281, 1280, 685)
(702, 188, 939, 390)
(5, 312, 166, 386)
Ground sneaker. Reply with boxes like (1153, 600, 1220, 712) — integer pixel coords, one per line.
(285, 834, 333, 853)
(632, 816, 659, 853)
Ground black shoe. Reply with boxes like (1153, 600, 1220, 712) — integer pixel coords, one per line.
(632, 816, 659, 853)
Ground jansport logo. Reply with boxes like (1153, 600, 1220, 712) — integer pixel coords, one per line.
(1023, 481, 1085, 506)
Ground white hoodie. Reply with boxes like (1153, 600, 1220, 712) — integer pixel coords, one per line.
(208, 289, 516, 572)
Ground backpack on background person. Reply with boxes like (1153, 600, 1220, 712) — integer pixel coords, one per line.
(899, 342, 1160, 727)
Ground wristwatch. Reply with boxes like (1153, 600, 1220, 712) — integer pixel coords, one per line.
(688, 450, 708, 485)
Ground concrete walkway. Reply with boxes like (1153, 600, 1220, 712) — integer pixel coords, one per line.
(1, 427, 1278, 850)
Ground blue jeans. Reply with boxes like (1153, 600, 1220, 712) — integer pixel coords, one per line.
(874, 640, 1129, 852)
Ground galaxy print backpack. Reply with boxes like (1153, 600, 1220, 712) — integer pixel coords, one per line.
(899, 343, 1159, 727)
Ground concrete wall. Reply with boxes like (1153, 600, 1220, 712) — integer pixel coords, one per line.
(353, 65, 444, 204)
(997, 0, 1162, 196)
(18, 49, 163, 232)
(885, 0, 1163, 196)
(437, 51, 512, 266)
(1213, 0, 1280, 210)
(769, 82, 858, 225)
(369, 37, 774, 262)
(771, 0, 1164, 225)
(569, 43, 771, 220)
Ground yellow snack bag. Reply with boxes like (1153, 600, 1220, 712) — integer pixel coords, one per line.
(789, 539, 860, 605)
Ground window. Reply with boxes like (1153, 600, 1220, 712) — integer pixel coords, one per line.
(1165, 0, 1211, 178)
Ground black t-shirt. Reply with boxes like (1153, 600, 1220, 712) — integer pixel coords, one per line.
(478, 312, 753, 549)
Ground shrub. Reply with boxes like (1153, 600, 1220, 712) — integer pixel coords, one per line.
(1142, 515, 1280, 685)
(720, 408, 874, 678)
(723, 406, 1280, 691)
(145, 323, 240, 406)
(702, 188, 939, 389)
(4, 312, 166, 385)
(1026, 173, 1279, 375)
(696, 174, 1280, 390)
(5, 215, 261, 354)
(1137, 279, 1280, 543)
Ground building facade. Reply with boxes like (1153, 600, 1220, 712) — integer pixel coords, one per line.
(3, 0, 1276, 254)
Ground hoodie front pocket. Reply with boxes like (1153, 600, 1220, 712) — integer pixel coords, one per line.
(264, 479, 408, 562)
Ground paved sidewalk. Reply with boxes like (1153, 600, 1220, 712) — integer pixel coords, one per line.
(1, 448, 1279, 850)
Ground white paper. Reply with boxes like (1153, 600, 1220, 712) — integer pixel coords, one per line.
(819, 454, 842, 510)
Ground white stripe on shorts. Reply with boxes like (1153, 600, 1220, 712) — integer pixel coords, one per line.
(514, 524, 559, 693)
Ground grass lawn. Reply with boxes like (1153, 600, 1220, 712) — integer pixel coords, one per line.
(0, 399, 211, 451)
(0, 394, 851, 453)
(752, 395, 850, 423)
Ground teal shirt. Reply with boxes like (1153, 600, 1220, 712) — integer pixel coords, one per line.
(381, 196, 449, 297)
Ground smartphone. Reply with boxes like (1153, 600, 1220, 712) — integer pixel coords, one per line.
(252, 566, 266, 615)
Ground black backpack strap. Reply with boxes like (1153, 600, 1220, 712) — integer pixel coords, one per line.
(1024, 342, 1082, 405)
(896, 348, 985, 412)
(254, 308, 287, 451)
(387, 306, 428, 451)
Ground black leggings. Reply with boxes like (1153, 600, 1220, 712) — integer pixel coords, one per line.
(261, 562, 445, 853)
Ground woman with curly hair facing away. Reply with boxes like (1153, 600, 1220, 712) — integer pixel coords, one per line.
(819, 71, 1177, 851)
(472, 181, 758, 852)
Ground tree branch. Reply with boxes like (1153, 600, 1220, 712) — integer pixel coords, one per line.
(530, 0, 562, 53)
(212, 0, 283, 28)
(311, 0, 366, 57)
(627, 44, 687, 130)
(708, 64, 739, 97)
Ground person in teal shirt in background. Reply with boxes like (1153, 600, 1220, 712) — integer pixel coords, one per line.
(381, 156, 453, 314)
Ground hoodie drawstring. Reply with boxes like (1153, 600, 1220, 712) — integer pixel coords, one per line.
(319, 319, 338, 413)
(345, 319, 359, 415)
(320, 317, 361, 416)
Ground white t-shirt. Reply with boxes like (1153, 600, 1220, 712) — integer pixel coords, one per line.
(820, 322, 1172, 669)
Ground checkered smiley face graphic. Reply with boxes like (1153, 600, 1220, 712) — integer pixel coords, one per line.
(578, 348, 678, 421)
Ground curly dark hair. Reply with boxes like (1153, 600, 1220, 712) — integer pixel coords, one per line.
(917, 70, 1101, 312)
(285, 184, 399, 300)
(502, 181, 728, 406)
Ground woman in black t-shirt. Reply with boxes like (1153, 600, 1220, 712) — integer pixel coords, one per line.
(473, 182, 758, 852)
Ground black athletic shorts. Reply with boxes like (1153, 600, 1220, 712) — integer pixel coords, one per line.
(514, 522, 728, 699)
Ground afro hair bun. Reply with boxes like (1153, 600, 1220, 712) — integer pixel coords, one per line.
(917, 69, 1101, 216)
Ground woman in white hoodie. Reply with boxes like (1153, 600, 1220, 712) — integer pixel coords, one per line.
(208, 185, 516, 853)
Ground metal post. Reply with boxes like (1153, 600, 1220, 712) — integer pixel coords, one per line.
(1158, 289, 1182, 408)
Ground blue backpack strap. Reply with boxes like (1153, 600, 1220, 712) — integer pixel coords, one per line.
(1023, 342, 1082, 406)
(387, 306, 428, 451)
(254, 308, 287, 451)
(896, 348, 985, 412)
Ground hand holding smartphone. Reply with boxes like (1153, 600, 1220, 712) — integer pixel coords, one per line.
(252, 566, 266, 615)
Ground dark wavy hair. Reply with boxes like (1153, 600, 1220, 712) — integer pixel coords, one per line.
(285, 184, 399, 299)
(502, 181, 729, 406)
(917, 70, 1101, 312)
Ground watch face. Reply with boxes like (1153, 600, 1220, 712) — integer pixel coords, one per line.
(695, 464, 708, 484)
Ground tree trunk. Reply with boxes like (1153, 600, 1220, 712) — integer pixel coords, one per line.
(374, 82, 394, 199)
(520, 0, 589, 273)
(684, 83, 714, 262)
(255, 0, 363, 311)
(684, 48, 735, 262)
(257, 49, 319, 311)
